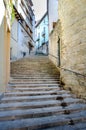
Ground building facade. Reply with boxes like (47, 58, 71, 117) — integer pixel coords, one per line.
(47, 0, 58, 34)
(0, 0, 11, 92)
(0, 0, 35, 93)
(47, 0, 59, 65)
(36, 12, 49, 55)
(10, 0, 35, 60)
(48, 0, 86, 99)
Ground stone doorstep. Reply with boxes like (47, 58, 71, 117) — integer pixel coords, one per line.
(0, 112, 86, 130)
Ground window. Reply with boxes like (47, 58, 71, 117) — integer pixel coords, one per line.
(21, 0, 24, 6)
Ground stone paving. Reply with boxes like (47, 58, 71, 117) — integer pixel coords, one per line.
(0, 56, 86, 130)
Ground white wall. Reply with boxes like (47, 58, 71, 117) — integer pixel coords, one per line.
(36, 14, 48, 48)
(48, 0, 58, 33)
(32, 14, 35, 46)
(18, 23, 29, 58)
(10, 19, 18, 60)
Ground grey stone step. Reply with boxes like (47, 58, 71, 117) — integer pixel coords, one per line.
(9, 86, 60, 92)
(0, 111, 86, 130)
(10, 79, 60, 82)
(0, 98, 82, 111)
(4, 90, 69, 96)
(9, 81, 60, 84)
(1, 93, 71, 103)
(11, 74, 59, 76)
(0, 104, 86, 121)
(9, 84, 59, 88)
(9, 56, 86, 130)
(41, 125, 75, 130)
(0, 100, 61, 110)
(9, 83, 60, 87)
(41, 122, 86, 130)
(12, 77, 60, 79)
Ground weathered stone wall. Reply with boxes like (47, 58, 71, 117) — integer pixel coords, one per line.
(58, 0, 86, 99)
(49, 20, 61, 66)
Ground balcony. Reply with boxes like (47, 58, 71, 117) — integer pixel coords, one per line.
(19, 4, 33, 31)
(42, 30, 45, 37)
(36, 35, 40, 41)
(42, 39, 45, 45)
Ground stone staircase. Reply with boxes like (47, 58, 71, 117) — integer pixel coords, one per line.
(0, 56, 86, 130)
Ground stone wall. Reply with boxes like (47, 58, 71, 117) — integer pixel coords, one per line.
(59, 0, 86, 99)
(49, 20, 61, 66)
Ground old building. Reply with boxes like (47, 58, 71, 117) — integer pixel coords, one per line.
(48, 0, 86, 99)
(47, 0, 58, 33)
(35, 12, 49, 55)
(47, 0, 59, 65)
(10, 0, 35, 60)
(0, 0, 35, 92)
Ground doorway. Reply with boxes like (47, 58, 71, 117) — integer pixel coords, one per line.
(58, 37, 61, 67)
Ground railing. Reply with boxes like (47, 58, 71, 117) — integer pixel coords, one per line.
(36, 36, 40, 41)
(49, 53, 86, 77)
(22, 0, 33, 20)
(20, 4, 33, 31)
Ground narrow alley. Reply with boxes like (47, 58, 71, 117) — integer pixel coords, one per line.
(0, 56, 86, 130)
(0, 0, 86, 129)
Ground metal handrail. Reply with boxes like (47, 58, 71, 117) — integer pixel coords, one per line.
(49, 53, 86, 77)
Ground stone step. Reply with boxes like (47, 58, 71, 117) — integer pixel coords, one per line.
(41, 122, 86, 130)
(9, 83, 60, 86)
(10, 80, 60, 83)
(0, 98, 82, 111)
(9, 84, 60, 87)
(11, 77, 59, 80)
(4, 90, 69, 97)
(1, 93, 71, 103)
(11, 68, 58, 71)
(8, 84, 59, 88)
(8, 56, 86, 129)
(11, 74, 59, 77)
(0, 104, 86, 121)
(10, 73, 59, 76)
(10, 77, 59, 80)
(9, 86, 60, 92)
(10, 79, 59, 82)
(0, 111, 86, 130)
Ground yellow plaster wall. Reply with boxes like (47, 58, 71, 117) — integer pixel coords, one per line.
(0, 16, 10, 92)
